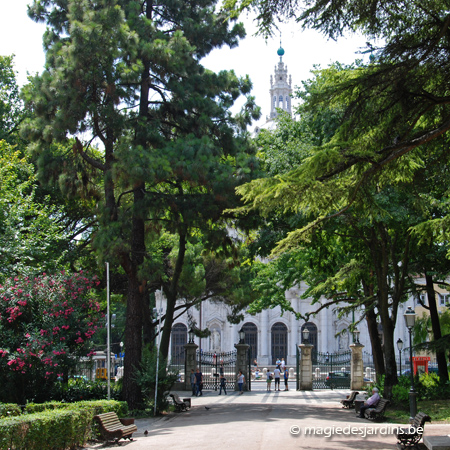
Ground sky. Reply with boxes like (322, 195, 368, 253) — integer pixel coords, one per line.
(0, 0, 369, 128)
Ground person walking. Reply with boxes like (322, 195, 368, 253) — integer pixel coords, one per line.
(219, 373, 227, 395)
(283, 367, 289, 391)
(194, 367, 203, 396)
(237, 370, 245, 395)
(273, 366, 281, 391)
(267, 370, 273, 391)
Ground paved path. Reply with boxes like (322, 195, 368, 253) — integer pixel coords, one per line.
(84, 389, 450, 450)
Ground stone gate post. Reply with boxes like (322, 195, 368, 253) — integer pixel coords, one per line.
(184, 342, 198, 391)
(234, 343, 250, 391)
(350, 342, 364, 390)
(299, 343, 313, 390)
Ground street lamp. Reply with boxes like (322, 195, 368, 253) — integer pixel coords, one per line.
(302, 327, 310, 344)
(404, 306, 417, 419)
(238, 327, 245, 344)
(188, 328, 195, 344)
(397, 338, 403, 376)
(353, 328, 360, 344)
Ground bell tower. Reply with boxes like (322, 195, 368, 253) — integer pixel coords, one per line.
(269, 44, 292, 119)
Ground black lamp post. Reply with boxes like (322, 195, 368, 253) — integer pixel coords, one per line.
(397, 338, 403, 376)
(302, 327, 310, 344)
(188, 328, 195, 344)
(238, 327, 245, 344)
(404, 306, 417, 419)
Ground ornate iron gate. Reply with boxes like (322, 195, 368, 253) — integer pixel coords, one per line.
(196, 350, 237, 391)
(312, 350, 351, 389)
(296, 348, 351, 389)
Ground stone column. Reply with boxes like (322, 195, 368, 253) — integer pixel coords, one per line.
(184, 342, 198, 391)
(299, 344, 313, 390)
(235, 343, 250, 391)
(350, 343, 364, 390)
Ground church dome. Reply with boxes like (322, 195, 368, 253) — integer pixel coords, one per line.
(277, 47, 285, 56)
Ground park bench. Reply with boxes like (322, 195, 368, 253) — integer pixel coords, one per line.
(170, 393, 190, 412)
(364, 398, 390, 421)
(94, 412, 137, 444)
(395, 411, 431, 448)
(340, 391, 359, 408)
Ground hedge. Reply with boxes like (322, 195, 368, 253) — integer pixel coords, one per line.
(0, 400, 129, 450)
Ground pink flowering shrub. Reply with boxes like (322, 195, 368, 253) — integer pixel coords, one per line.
(0, 271, 103, 403)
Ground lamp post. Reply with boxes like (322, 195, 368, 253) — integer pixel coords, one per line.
(353, 328, 360, 344)
(188, 328, 195, 344)
(238, 327, 245, 344)
(397, 338, 403, 376)
(302, 327, 310, 344)
(404, 306, 417, 420)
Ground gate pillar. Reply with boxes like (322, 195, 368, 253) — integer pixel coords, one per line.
(234, 343, 250, 391)
(299, 344, 313, 390)
(350, 343, 364, 390)
(184, 342, 198, 391)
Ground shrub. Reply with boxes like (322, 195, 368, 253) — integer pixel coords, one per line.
(0, 400, 129, 450)
(0, 404, 21, 419)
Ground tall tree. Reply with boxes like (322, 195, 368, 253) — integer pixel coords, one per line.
(22, 0, 259, 408)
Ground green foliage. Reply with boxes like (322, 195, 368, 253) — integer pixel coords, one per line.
(415, 372, 450, 401)
(0, 400, 128, 450)
(0, 56, 24, 144)
(50, 378, 122, 403)
(133, 347, 177, 414)
(0, 404, 21, 419)
(0, 272, 103, 404)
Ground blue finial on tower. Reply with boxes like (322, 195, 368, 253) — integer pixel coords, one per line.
(277, 33, 284, 60)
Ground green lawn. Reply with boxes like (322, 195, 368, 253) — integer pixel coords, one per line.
(386, 400, 450, 424)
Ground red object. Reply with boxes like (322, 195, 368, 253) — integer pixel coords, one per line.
(412, 356, 430, 375)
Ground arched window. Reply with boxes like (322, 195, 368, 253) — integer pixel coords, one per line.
(273, 96, 277, 108)
(271, 322, 288, 364)
(242, 322, 258, 360)
(171, 323, 187, 363)
(279, 95, 283, 108)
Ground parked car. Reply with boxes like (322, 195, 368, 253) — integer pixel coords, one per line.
(325, 371, 350, 388)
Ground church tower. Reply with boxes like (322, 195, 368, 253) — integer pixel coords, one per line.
(269, 45, 292, 119)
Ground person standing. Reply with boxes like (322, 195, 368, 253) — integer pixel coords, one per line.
(219, 373, 227, 395)
(283, 367, 289, 391)
(237, 370, 245, 395)
(273, 366, 281, 391)
(194, 367, 203, 396)
(267, 370, 273, 391)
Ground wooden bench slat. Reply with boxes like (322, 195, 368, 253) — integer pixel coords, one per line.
(94, 412, 137, 443)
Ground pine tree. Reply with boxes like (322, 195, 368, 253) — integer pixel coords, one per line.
(23, 0, 259, 408)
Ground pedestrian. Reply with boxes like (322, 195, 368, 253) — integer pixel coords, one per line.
(267, 370, 273, 391)
(190, 369, 196, 396)
(273, 365, 281, 391)
(283, 367, 289, 391)
(219, 373, 227, 395)
(280, 358, 286, 371)
(194, 367, 203, 396)
(237, 370, 245, 395)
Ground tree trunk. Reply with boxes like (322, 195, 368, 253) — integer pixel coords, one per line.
(159, 228, 187, 360)
(122, 187, 146, 409)
(365, 308, 385, 376)
(425, 273, 449, 383)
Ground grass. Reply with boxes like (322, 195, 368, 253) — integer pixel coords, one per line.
(385, 399, 450, 424)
